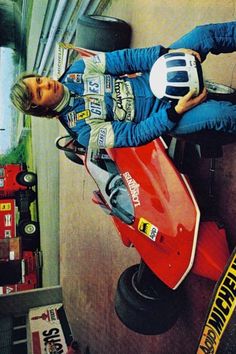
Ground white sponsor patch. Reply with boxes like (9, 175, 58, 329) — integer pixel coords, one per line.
(105, 75, 112, 92)
(5, 230, 11, 238)
(67, 111, 77, 127)
(5, 214, 12, 226)
(113, 79, 134, 121)
(87, 99, 104, 118)
(97, 128, 107, 147)
(85, 76, 102, 95)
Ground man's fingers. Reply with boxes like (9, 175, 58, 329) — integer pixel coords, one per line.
(185, 89, 196, 100)
(175, 87, 207, 114)
(191, 50, 202, 62)
(194, 88, 207, 102)
(169, 48, 202, 62)
(188, 88, 207, 106)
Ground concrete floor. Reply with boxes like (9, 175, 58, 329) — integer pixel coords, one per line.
(59, 2, 236, 353)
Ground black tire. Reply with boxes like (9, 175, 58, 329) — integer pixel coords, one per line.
(115, 264, 183, 335)
(18, 220, 39, 237)
(16, 171, 37, 187)
(64, 151, 84, 165)
(18, 221, 40, 251)
(206, 81, 236, 103)
(76, 15, 132, 52)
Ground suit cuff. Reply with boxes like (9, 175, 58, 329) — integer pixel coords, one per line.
(167, 103, 182, 123)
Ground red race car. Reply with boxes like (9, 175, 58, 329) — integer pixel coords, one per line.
(56, 129, 234, 335)
(55, 42, 236, 335)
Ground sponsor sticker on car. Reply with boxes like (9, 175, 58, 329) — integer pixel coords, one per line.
(138, 217, 158, 241)
(0, 202, 11, 211)
(196, 248, 236, 353)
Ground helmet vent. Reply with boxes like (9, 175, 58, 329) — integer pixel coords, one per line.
(166, 86, 189, 96)
(166, 59, 186, 68)
(167, 71, 188, 82)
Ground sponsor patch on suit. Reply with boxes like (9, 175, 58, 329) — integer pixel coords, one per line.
(97, 128, 107, 147)
(66, 73, 83, 83)
(67, 111, 77, 127)
(77, 110, 91, 120)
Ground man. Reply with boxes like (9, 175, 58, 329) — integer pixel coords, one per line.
(10, 21, 236, 149)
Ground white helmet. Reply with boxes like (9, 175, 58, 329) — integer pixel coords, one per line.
(149, 52, 204, 101)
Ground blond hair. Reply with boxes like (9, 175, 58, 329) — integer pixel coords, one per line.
(10, 73, 58, 118)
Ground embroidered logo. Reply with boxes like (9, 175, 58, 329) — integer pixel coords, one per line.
(66, 73, 82, 83)
(105, 75, 112, 93)
(67, 111, 77, 127)
(93, 55, 101, 64)
(97, 128, 107, 147)
(113, 79, 134, 121)
(77, 110, 90, 120)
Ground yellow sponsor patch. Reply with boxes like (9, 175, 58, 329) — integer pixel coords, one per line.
(77, 110, 90, 120)
(138, 217, 158, 241)
(0, 202, 11, 211)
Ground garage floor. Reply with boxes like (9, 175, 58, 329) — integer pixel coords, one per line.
(59, 2, 236, 353)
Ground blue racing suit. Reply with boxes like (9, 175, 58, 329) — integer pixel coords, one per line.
(59, 21, 236, 148)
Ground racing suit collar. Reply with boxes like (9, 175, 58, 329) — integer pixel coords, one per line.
(54, 85, 70, 112)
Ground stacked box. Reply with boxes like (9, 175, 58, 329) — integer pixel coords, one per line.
(9, 237, 21, 260)
(29, 304, 70, 354)
(0, 237, 21, 261)
(0, 239, 9, 260)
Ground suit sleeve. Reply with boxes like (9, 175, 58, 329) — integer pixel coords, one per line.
(103, 45, 169, 75)
(68, 45, 169, 76)
(74, 104, 176, 149)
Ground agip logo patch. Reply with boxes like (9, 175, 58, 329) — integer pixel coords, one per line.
(138, 217, 158, 241)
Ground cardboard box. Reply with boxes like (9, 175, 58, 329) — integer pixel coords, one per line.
(29, 303, 72, 354)
(0, 239, 9, 260)
(9, 237, 21, 260)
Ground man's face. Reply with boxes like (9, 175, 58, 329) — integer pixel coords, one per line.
(23, 76, 64, 108)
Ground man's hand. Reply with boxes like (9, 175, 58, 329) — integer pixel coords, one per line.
(168, 48, 202, 62)
(175, 88, 207, 115)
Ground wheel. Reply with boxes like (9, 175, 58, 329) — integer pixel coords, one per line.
(75, 15, 132, 51)
(16, 171, 37, 186)
(18, 221, 40, 250)
(205, 80, 236, 102)
(18, 220, 39, 237)
(115, 264, 183, 335)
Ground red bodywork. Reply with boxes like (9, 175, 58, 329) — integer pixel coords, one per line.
(85, 138, 230, 289)
(0, 164, 26, 198)
(0, 199, 16, 239)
